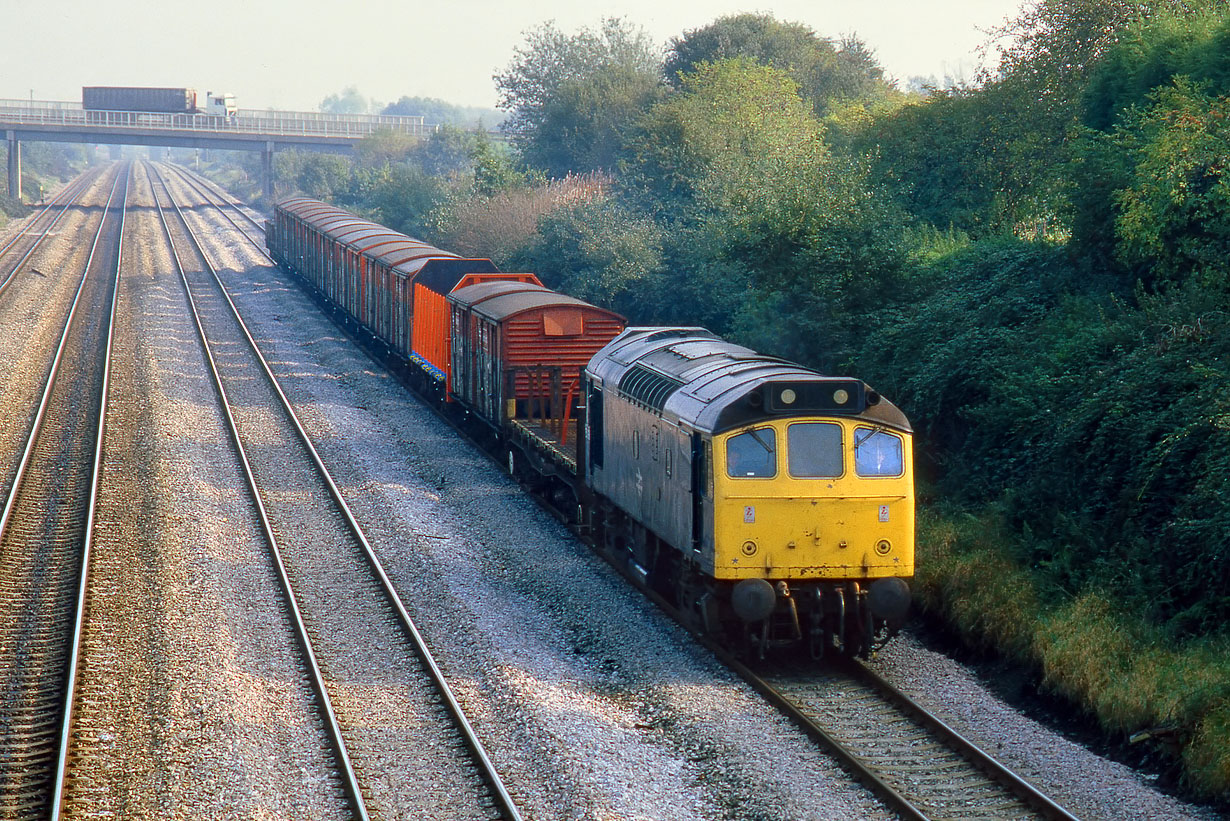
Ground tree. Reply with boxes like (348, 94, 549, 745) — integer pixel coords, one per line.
(355, 129, 419, 168)
(365, 163, 452, 239)
(664, 13, 887, 114)
(382, 96, 505, 127)
(1113, 80, 1230, 288)
(628, 57, 825, 208)
(320, 86, 377, 115)
(984, 0, 1209, 204)
(515, 197, 664, 314)
(526, 62, 665, 175)
(275, 151, 355, 201)
(625, 58, 909, 367)
(1067, 5, 1230, 275)
(495, 18, 663, 175)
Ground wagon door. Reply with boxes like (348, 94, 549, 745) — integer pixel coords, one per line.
(475, 317, 499, 420)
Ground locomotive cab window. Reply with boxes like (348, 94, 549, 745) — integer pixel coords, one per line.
(854, 426, 905, 477)
(726, 428, 776, 478)
(787, 422, 843, 478)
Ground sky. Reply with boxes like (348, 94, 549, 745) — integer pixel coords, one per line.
(2, 0, 1027, 113)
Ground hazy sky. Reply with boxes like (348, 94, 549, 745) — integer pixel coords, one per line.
(3, 0, 1026, 112)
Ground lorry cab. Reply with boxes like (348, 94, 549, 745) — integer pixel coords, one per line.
(204, 92, 237, 117)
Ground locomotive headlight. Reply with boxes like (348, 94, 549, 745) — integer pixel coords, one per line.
(780, 388, 796, 405)
(832, 388, 850, 405)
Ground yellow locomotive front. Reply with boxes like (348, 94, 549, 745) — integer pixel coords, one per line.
(714, 417, 914, 582)
(711, 409, 914, 657)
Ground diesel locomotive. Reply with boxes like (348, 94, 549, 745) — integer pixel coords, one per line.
(584, 328, 913, 657)
(266, 197, 914, 658)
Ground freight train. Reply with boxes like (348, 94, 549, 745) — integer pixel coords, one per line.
(266, 197, 914, 658)
(82, 86, 237, 116)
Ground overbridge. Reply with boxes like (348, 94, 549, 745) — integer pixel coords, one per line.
(0, 99, 434, 201)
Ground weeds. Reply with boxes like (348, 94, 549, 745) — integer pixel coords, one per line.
(917, 506, 1230, 800)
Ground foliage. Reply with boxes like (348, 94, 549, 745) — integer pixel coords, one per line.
(494, 18, 663, 176)
(365, 163, 454, 239)
(513, 196, 663, 316)
(319, 85, 379, 115)
(382, 96, 505, 128)
(274, 151, 356, 203)
(1113, 81, 1230, 287)
(627, 58, 823, 208)
(438, 173, 608, 264)
(664, 13, 888, 114)
(1082, 4, 1230, 129)
(858, 1, 1222, 239)
(918, 508, 1230, 799)
(527, 62, 666, 175)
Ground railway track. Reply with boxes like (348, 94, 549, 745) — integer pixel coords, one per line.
(146, 162, 521, 820)
(157, 160, 1085, 820)
(0, 168, 103, 299)
(157, 161, 269, 250)
(0, 163, 129, 815)
(747, 657, 1080, 821)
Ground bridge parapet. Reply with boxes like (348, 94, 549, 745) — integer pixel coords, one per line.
(0, 100, 435, 139)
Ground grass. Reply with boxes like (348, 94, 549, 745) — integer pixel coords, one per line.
(914, 505, 1230, 801)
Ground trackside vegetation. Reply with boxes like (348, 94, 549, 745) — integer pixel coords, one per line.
(239, 0, 1230, 801)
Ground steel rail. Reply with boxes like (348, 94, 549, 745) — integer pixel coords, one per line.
(146, 163, 371, 821)
(0, 166, 124, 545)
(158, 162, 269, 247)
(0, 163, 124, 815)
(0, 169, 102, 297)
(850, 660, 1081, 821)
(0, 168, 98, 259)
(48, 162, 132, 820)
(155, 162, 523, 821)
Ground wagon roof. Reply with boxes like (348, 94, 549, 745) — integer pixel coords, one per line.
(448, 281, 622, 323)
(276, 197, 499, 275)
(587, 328, 911, 434)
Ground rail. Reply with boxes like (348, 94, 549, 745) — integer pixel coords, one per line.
(152, 162, 522, 820)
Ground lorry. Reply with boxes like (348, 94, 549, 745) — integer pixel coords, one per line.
(82, 86, 237, 116)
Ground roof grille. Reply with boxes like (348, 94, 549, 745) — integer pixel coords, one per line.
(618, 364, 684, 412)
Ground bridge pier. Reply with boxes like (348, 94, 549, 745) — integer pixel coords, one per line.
(6, 130, 20, 201)
(262, 141, 274, 203)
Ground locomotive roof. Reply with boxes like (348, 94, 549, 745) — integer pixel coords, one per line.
(448, 281, 622, 323)
(276, 197, 497, 278)
(587, 328, 912, 435)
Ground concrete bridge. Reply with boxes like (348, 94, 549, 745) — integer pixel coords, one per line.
(1, 99, 435, 201)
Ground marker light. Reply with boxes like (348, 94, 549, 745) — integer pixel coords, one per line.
(833, 389, 850, 405)
(780, 388, 796, 405)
